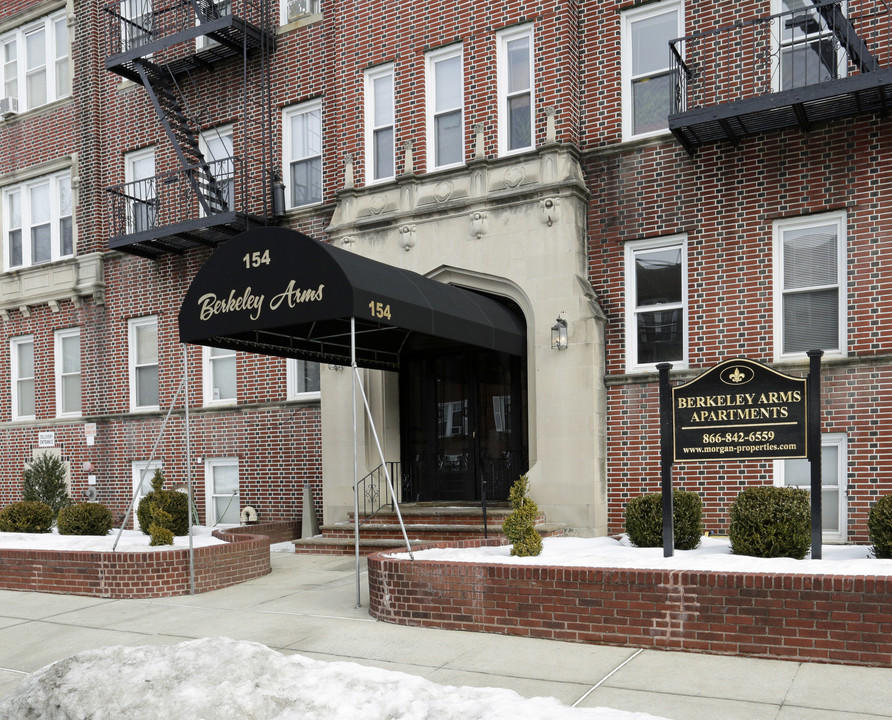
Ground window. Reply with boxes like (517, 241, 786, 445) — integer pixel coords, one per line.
(129, 316, 159, 410)
(196, 0, 232, 50)
(773, 0, 847, 91)
(125, 147, 156, 234)
(776, 433, 847, 542)
(132, 460, 161, 528)
(287, 359, 320, 399)
(773, 212, 846, 359)
(497, 25, 533, 154)
(284, 101, 322, 208)
(11, 335, 34, 420)
(426, 45, 463, 169)
(625, 236, 687, 371)
(0, 11, 69, 111)
(204, 345, 236, 404)
(199, 126, 234, 213)
(121, 0, 154, 51)
(365, 64, 394, 182)
(621, 2, 682, 140)
(282, 0, 320, 24)
(2, 171, 72, 270)
(206, 458, 239, 525)
(55, 328, 80, 417)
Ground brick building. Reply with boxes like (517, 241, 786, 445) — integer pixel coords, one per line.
(0, 0, 890, 544)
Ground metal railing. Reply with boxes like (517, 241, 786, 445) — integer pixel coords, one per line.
(104, 0, 274, 58)
(106, 156, 264, 238)
(670, 0, 892, 114)
(355, 462, 405, 525)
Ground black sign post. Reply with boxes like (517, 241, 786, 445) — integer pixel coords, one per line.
(659, 356, 821, 559)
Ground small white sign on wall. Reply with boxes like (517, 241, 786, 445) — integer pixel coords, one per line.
(38, 432, 55, 448)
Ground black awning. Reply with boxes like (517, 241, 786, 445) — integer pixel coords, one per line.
(178, 227, 525, 369)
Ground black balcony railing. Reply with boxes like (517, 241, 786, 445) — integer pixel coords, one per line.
(107, 157, 267, 257)
(669, 0, 892, 152)
(104, 0, 274, 79)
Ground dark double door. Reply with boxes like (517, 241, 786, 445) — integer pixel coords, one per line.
(401, 348, 527, 503)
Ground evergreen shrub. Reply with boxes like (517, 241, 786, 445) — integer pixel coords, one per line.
(57, 503, 114, 536)
(624, 490, 703, 550)
(502, 475, 542, 557)
(22, 453, 71, 519)
(136, 470, 189, 538)
(0, 501, 54, 533)
(868, 494, 892, 559)
(728, 485, 810, 559)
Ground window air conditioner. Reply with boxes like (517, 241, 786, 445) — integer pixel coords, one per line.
(0, 97, 19, 118)
(287, 0, 319, 21)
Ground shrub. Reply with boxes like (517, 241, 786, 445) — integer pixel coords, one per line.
(0, 501, 54, 533)
(136, 470, 189, 538)
(729, 485, 810, 559)
(22, 453, 71, 519)
(624, 490, 703, 550)
(868, 495, 892, 559)
(57, 503, 114, 536)
(502, 475, 542, 557)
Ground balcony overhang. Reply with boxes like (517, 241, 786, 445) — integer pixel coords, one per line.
(670, 69, 892, 154)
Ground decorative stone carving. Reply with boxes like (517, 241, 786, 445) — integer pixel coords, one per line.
(343, 152, 354, 189)
(338, 235, 356, 248)
(544, 106, 556, 144)
(399, 223, 416, 251)
(369, 194, 387, 215)
(504, 165, 524, 188)
(469, 210, 487, 240)
(434, 180, 454, 203)
(473, 123, 485, 159)
(540, 197, 560, 227)
(402, 140, 414, 175)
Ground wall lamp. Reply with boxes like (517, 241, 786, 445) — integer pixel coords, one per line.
(551, 316, 568, 351)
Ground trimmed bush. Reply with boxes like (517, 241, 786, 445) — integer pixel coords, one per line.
(22, 453, 71, 520)
(136, 470, 189, 538)
(57, 503, 114, 536)
(624, 490, 703, 550)
(729, 485, 810, 559)
(0, 501, 54, 533)
(868, 494, 892, 559)
(502, 475, 542, 557)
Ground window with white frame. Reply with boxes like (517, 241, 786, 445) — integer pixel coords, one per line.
(199, 126, 234, 213)
(776, 433, 847, 542)
(206, 458, 239, 525)
(55, 327, 80, 417)
(204, 345, 236, 404)
(11, 335, 34, 420)
(284, 101, 322, 208)
(281, 0, 320, 24)
(0, 10, 69, 112)
(132, 459, 162, 528)
(287, 358, 320, 399)
(2, 170, 72, 270)
(773, 212, 846, 359)
(773, 0, 847, 91)
(426, 45, 463, 169)
(125, 147, 156, 234)
(621, 1, 682, 140)
(365, 64, 394, 182)
(625, 235, 687, 371)
(497, 25, 534, 155)
(196, 0, 232, 50)
(129, 316, 159, 410)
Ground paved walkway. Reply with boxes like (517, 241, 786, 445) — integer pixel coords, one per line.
(1, 552, 891, 719)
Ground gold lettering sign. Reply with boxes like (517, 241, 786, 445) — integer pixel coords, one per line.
(197, 282, 325, 323)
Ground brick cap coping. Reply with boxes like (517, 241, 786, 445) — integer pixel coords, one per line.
(0, 521, 297, 599)
(367, 538, 892, 668)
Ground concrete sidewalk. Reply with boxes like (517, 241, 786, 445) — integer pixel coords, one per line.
(0, 552, 890, 719)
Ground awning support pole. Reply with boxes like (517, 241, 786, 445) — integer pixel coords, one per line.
(185, 345, 195, 595)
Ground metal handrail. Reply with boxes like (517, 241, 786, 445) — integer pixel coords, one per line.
(354, 461, 402, 526)
(669, 0, 892, 114)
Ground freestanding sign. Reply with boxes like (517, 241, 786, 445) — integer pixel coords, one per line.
(672, 358, 807, 462)
(658, 353, 823, 560)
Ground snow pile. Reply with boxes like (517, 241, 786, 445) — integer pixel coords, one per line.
(0, 526, 228, 552)
(0, 637, 667, 720)
(393, 535, 890, 576)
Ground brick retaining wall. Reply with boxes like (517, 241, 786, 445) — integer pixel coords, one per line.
(368, 541, 892, 667)
(0, 529, 274, 598)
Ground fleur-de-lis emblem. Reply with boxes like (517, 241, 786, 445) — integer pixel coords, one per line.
(727, 367, 746, 384)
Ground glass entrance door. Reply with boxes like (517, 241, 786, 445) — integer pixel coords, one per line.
(402, 348, 526, 502)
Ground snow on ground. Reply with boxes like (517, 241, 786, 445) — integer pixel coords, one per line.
(0, 525, 228, 552)
(0, 637, 665, 720)
(393, 534, 890, 576)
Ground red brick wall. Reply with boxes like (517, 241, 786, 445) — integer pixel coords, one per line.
(368, 542, 892, 667)
(0, 529, 271, 598)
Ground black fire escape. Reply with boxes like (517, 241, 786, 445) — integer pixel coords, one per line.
(669, 0, 892, 154)
(104, 0, 277, 258)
